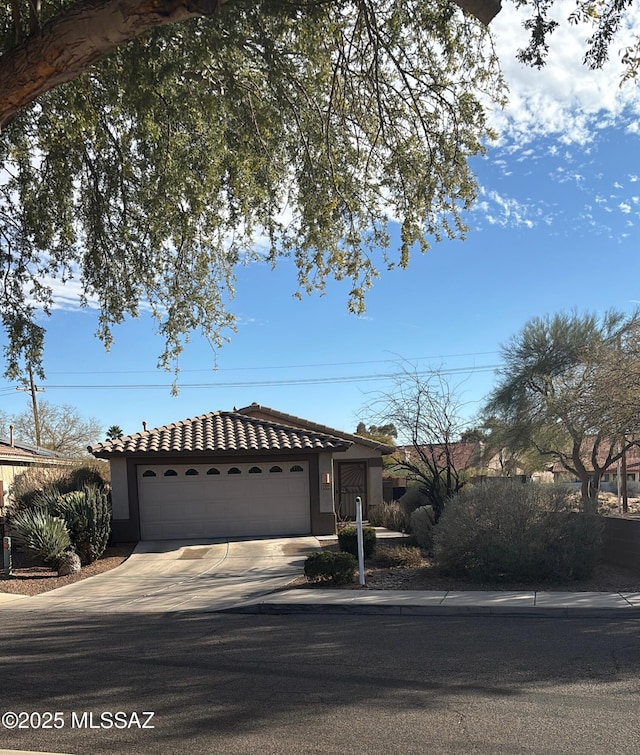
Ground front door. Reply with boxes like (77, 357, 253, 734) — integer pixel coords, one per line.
(336, 461, 368, 520)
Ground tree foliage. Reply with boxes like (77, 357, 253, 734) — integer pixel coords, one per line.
(0, 0, 505, 382)
(105, 425, 124, 441)
(513, 0, 640, 79)
(486, 309, 640, 511)
(355, 422, 397, 446)
(363, 365, 468, 521)
(10, 401, 103, 456)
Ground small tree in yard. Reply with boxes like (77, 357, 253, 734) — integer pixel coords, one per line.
(486, 309, 640, 513)
(363, 365, 468, 521)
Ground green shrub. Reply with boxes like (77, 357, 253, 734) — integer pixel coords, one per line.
(10, 461, 110, 511)
(55, 486, 112, 565)
(304, 551, 357, 584)
(338, 525, 377, 559)
(10, 509, 71, 568)
(31, 486, 64, 515)
(67, 461, 110, 490)
(433, 482, 602, 583)
(368, 501, 408, 532)
(398, 486, 432, 517)
(372, 544, 424, 568)
(410, 505, 436, 549)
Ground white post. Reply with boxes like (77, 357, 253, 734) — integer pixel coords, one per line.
(355, 496, 365, 586)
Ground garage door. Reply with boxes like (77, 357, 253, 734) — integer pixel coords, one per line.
(137, 461, 310, 540)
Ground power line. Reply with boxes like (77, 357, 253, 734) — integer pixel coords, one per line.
(5, 363, 500, 391)
(39, 351, 501, 376)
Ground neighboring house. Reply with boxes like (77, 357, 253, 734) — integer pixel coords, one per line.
(393, 441, 548, 483)
(396, 441, 504, 476)
(0, 432, 71, 511)
(89, 403, 394, 543)
(552, 443, 640, 488)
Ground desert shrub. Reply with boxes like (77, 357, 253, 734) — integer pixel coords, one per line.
(10, 466, 71, 511)
(338, 525, 377, 559)
(410, 505, 436, 549)
(304, 551, 357, 584)
(433, 482, 602, 583)
(372, 544, 424, 568)
(10, 460, 110, 511)
(368, 501, 408, 532)
(10, 509, 71, 568)
(30, 486, 64, 514)
(398, 486, 432, 517)
(55, 486, 112, 565)
(67, 461, 110, 490)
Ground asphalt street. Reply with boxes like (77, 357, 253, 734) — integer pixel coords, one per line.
(1, 611, 640, 754)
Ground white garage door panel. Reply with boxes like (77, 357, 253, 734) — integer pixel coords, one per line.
(138, 462, 310, 540)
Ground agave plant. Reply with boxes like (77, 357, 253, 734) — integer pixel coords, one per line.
(56, 486, 112, 565)
(10, 509, 71, 568)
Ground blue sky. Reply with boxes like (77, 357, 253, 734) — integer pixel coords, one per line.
(2, 3, 640, 443)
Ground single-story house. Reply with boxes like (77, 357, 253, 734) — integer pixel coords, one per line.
(0, 431, 72, 511)
(552, 443, 640, 490)
(89, 403, 394, 542)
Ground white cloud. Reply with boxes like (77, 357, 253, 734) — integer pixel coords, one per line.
(619, 202, 632, 213)
(475, 187, 539, 228)
(489, 1, 640, 147)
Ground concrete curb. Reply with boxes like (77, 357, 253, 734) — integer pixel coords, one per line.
(223, 602, 640, 618)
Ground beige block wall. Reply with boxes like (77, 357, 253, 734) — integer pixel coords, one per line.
(0, 464, 22, 507)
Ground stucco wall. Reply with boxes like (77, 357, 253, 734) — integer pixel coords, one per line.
(317, 451, 335, 513)
(601, 517, 640, 570)
(109, 457, 130, 520)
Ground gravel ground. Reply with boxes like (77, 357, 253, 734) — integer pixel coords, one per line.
(3, 538, 640, 597)
(0, 544, 136, 596)
(292, 540, 640, 593)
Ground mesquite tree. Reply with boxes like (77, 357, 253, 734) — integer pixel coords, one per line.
(486, 309, 640, 513)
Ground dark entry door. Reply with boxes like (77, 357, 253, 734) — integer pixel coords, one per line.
(337, 461, 368, 520)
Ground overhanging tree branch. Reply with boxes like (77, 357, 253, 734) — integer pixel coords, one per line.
(0, 0, 225, 129)
(0, 0, 502, 131)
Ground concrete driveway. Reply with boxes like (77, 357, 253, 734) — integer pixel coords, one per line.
(1, 537, 319, 614)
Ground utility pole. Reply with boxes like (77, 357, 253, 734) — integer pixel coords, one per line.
(16, 365, 44, 447)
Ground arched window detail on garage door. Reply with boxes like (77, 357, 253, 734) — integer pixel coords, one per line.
(248, 466, 262, 474)
(290, 464, 304, 472)
(269, 465, 283, 473)
(142, 470, 156, 477)
(185, 468, 199, 476)
(227, 467, 241, 475)
(164, 469, 178, 477)
(207, 468, 220, 475)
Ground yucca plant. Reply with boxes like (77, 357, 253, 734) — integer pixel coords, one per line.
(56, 486, 111, 565)
(10, 509, 71, 568)
(31, 487, 64, 515)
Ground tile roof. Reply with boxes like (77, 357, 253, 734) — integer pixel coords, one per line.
(396, 442, 489, 470)
(89, 411, 353, 457)
(237, 403, 396, 454)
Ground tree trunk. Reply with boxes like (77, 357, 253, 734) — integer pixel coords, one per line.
(582, 473, 600, 514)
(0, 0, 500, 130)
(0, 0, 223, 130)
